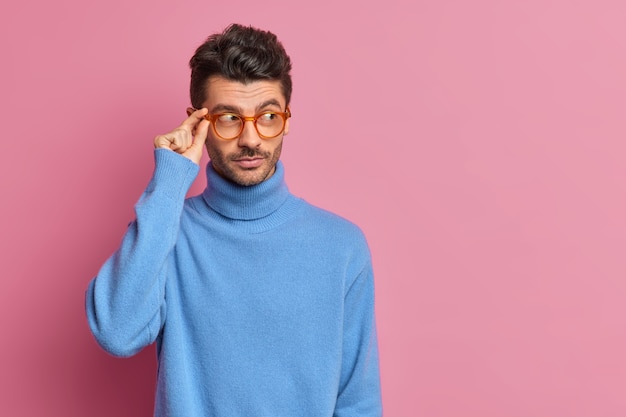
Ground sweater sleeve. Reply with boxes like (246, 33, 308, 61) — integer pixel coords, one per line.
(334, 254, 383, 416)
(85, 149, 199, 357)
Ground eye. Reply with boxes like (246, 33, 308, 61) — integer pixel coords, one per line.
(217, 114, 241, 124)
(257, 112, 278, 123)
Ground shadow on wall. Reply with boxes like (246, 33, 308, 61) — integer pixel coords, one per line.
(73, 339, 157, 416)
(36, 222, 159, 416)
(12, 94, 170, 415)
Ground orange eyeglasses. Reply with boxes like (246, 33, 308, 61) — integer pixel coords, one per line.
(198, 108, 291, 140)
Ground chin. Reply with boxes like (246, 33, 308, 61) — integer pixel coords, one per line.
(226, 170, 265, 186)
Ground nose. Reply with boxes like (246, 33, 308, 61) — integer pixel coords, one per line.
(237, 119, 262, 149)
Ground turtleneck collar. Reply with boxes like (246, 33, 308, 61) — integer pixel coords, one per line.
(201, 161, 290, 220)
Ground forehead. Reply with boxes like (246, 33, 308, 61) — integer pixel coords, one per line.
(203, 76, 286, 111)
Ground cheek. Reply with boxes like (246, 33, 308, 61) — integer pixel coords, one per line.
(205, 136, 231, 156)
(271, 139, 283, 158)
(205, 139, 223, 160)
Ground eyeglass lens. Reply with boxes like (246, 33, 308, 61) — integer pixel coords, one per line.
(214, 112, 285, 139)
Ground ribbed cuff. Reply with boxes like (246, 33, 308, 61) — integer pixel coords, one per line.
(146, 149, 200, 201)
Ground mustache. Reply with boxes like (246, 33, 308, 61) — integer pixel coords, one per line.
(230, 148, 270, 159)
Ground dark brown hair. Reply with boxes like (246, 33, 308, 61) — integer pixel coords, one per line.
(189, 24, 293, 109)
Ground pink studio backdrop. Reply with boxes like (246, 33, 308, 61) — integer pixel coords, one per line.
(1, 0, 625, 416)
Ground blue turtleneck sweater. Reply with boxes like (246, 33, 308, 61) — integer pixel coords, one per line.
(86, 149, 382, 416)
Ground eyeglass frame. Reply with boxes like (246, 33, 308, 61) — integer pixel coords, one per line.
(193, 107, 292, 140)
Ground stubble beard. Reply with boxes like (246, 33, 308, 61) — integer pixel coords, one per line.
(208, 142, 282, 187)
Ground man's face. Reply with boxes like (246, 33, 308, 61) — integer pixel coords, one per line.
(199, 76, 289, 186)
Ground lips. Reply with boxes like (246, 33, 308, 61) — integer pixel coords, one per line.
(232, 157, 264, 169)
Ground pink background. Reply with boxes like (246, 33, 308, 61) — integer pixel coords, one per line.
(1, 0, 625, 415)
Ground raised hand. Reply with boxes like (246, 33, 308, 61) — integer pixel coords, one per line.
(153, 108, 210, 165)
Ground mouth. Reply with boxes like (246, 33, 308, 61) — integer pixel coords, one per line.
(232, 157, 265, 169)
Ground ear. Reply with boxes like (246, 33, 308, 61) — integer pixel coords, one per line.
(186, 107, 195, 117)
(283, 107, 291, 135)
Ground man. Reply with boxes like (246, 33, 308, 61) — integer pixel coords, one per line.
(86, 23, 382, 416)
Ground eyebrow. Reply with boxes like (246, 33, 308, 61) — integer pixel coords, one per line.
(210, 99, 283, 115)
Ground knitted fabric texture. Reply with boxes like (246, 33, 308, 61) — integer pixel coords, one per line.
(86, 149, 382, 416)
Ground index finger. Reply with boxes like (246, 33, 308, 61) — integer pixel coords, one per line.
(181, 108, 210, 129)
